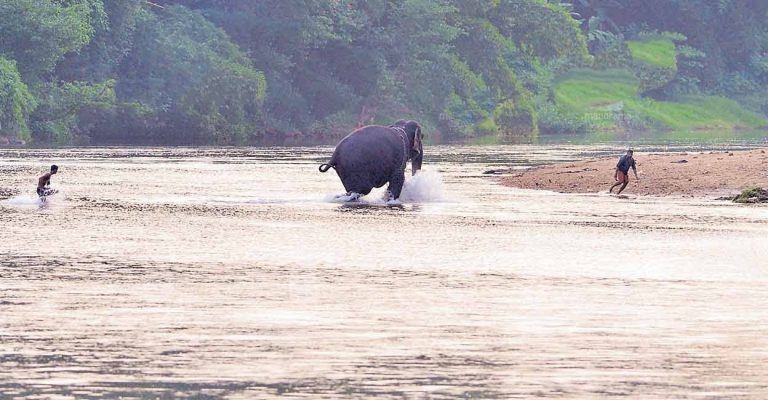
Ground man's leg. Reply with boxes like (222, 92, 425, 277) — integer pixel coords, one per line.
(616, 179, 629, 194)
(609, 171, 624, 193)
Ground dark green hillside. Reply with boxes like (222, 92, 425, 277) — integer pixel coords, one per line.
(0, 0, 765, 146)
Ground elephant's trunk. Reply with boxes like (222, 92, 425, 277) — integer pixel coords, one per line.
(319, 163, 333, 172)
(411, 153, 423, 176)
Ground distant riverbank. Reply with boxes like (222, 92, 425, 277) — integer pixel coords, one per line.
(500, 149, 768, 198)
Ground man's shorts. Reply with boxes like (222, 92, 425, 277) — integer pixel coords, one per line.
(616, 170, 628, 183)
(37, 188, 55, 197)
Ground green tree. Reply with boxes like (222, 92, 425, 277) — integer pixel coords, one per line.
(451, 15, 537, 137)
(576, 0, 768, 89)
(190, 0, 363, 132)
(30, 80, 116, 144)
(114, 5, 266, 144)
(492, 0, 590, 66)
(0, 57, 36, 140)
(0, 0, 98, 82)
(56, 0, 142, 82)
(357, 0, 463, 126)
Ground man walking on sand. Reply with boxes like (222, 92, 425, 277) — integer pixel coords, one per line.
(609, 149, 638, 195)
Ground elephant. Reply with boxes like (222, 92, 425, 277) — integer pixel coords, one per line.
(319, 120, 423, 202)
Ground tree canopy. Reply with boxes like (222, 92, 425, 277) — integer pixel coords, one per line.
(0, 0, 765, 145)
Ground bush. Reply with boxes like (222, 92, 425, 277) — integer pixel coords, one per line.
(30, 80, 116, 144)
(621, 32, 688, 96)
(85, 102, 157, 145)
(439, 91, 492, 138)
(493, 98, 538, 138)
(537, 102, 590, 135)
(632, 61, 677, 95)
(661, 45, 706, 97)
(475, 118, 498, 136)
(305, 110, 358, 142)
(593, 36, 632, 70)
(626, 38, 677, 94)
(733, 187, 768, 203)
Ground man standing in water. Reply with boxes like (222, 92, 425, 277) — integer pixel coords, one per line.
(37, 165, 58, 197)
(609, 150, 638, 194)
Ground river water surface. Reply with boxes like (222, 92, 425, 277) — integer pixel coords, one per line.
(1, 145, 767, 399)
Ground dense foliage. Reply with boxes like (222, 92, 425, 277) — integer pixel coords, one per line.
(0, 0, 765, 145)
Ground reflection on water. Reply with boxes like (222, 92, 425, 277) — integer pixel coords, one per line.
(1, 145, 767, 399)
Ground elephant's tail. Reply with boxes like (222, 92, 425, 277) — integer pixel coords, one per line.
(319, 151, 339, 172)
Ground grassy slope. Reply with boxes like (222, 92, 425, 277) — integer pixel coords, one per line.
(627, 39, 676, 68)
(552, 36, 767, 133)
(555, 69, 638, 111)
(555, 68, 767, 131)
(627, 96, 767, 130)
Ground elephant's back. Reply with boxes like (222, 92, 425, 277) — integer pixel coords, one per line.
(334, 125, 403, 165)
(339, 125, 400, 145)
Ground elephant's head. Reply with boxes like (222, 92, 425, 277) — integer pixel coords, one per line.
(393, 120, 423, 175)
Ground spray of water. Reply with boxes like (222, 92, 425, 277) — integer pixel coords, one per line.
(324, 168, 446, 204)
(400, 169, 446, 203)
(2, 191, 64, 209)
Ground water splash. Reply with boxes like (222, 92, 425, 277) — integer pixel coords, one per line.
(323, 169, 446, 204)
(2, 191, 64, 209)
(400, 169, 446, 203)
(2, 194, 44, 208)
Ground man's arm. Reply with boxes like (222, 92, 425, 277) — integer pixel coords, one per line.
(632, 163, 639, 179)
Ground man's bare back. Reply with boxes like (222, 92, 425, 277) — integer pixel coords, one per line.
(38, 172, 52, 190)
(37, 165, 58, 197)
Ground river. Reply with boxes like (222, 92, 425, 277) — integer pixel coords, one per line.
(1, 144, 767, 399)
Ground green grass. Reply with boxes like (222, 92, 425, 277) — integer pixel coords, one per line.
(627, 39, 676, 68)
(678, 96, 768, 127)
(554, 69, 639, 112)
(553, 69, 768, 132)
(625, 96, 767, 130)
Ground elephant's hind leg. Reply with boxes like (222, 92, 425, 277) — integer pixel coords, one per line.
(336, 178, 369, 202)
(335, 192, 362, 202)
(340, 173, 374, 197)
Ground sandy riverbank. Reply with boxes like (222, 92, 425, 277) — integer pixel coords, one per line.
(500, 149, 768, 197)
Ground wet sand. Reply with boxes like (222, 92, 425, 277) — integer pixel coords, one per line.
(501, 149, 768, 197)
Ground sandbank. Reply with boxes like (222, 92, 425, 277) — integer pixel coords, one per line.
(500, 149, 768, 198)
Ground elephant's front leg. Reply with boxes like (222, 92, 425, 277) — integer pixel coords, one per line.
(382, 189, 393, 202)
(386, 171, 405, 202)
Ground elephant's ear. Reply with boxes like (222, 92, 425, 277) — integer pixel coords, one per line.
(405, 121, 422, 154)
(413, 126, 422, 154)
